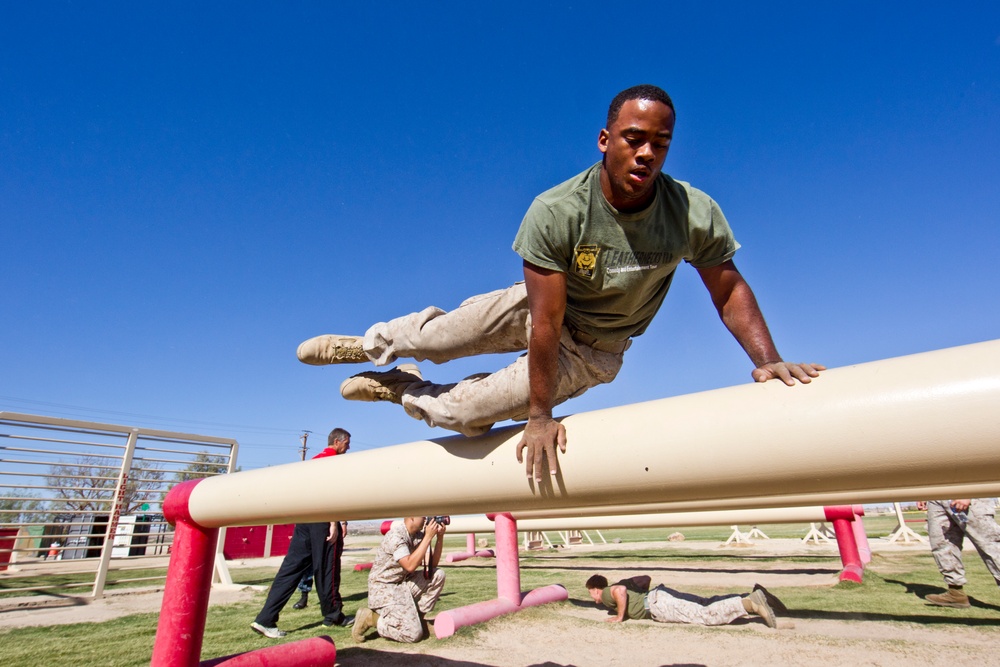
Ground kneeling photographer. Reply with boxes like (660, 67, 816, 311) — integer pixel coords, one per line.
(353, 516, 448, 643)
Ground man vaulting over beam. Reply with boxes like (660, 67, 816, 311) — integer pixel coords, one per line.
(296, 84, 824, 480)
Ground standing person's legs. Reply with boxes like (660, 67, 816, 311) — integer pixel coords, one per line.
(646, 586, 747, 626)
(927, 500, 968, 587)
(963, 498, 1000, 587)
(365, 284, 532, 366)
(310, 522, 347, 624)
(254, 525, 313, 627)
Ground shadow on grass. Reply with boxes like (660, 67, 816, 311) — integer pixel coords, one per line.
(782, 608, 1000, 626)
(514, 563, 840, 576)
(337, 646, 703, 667)
(0, 590, 90, 612)
(884, 578, 1000, 614)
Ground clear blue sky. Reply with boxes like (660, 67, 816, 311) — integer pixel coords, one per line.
(3, 3, 998, 471)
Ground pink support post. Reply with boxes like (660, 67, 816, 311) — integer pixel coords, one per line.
(824, 505, 863, 583)
(851, 505, 871, 565)
(492, 512, 521, 603)
(446, 532, 496, 563)
(434, 512, 567, 638)
(152, 480, 219, 667)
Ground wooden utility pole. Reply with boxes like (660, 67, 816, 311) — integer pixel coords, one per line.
(299, 431, 312, 461)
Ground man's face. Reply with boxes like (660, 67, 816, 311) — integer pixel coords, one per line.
(587, 587, 603, 603)
(333, 437, 350, 455)
(598, 98, 675, 212)
(403, 516, 425, 535)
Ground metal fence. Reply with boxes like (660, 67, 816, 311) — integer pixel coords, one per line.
(0, 411, 238, 601)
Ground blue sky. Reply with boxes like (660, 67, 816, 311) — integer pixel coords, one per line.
(2, 3, 998, 471)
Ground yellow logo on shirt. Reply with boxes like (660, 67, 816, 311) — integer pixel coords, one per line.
(574, 244, 600, 278)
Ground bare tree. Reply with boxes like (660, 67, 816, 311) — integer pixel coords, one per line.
(172, 451, 235, 482)
(46, 456, 165, 515)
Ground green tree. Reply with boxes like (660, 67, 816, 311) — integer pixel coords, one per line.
(0, 490, 47, 524)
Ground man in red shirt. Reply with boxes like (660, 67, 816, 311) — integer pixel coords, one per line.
(251, 428, 352, 638)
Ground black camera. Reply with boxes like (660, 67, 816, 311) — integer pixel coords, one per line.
(427, 515, 450, 526)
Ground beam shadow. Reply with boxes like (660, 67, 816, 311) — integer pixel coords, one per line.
(336, 646, 702, 667)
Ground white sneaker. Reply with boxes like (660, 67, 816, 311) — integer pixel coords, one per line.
(251, 621, 287, 639)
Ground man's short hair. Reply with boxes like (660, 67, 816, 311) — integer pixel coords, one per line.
(328, 427, 351, 446)
(607, 84, 675, 127)
(585, 574, 609, 590)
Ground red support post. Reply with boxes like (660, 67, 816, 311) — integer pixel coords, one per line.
(824, 505, 863, 583)
(152, 480, 218, 667)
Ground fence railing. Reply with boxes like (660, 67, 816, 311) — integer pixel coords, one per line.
(0, 411, 238, 601)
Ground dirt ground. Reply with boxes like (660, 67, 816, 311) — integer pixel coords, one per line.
(3, 538, 999, 666)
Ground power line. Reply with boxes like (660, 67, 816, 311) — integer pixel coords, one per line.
(0, 395, 304, 437)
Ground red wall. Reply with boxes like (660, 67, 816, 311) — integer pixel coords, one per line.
(222, 525, 295, 560)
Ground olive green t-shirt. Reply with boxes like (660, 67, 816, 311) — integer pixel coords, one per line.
(599, 579, 651, 620)
(512, 163, 739, 342)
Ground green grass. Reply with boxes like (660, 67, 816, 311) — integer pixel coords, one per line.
(4, 534, 999, 667)
(0, 567, 172, 599)
(1, 514, 953, 665)
(0, 514, 922, 600)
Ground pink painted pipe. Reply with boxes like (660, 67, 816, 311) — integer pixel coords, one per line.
(825, 505, 863, 583)
(434, 585, 569, 639)
(152, 479, 218, 667)
(199, 637, 336, 666)
(433, 513, 569, 638)
(445, 549, 496, 563)
(852, 505, 871, 565)
(434, 597, 519, 638)
(445, 533, 495, 563)
(491, 513, 521, 603)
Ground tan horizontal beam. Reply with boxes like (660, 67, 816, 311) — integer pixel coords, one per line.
(185, 339, 1000, 527)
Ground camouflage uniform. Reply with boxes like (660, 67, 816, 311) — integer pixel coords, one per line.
(601, 581, 747, 626)
(367, 521, 446, 643)
(926, 499, 1000, 587)
(363, 283, 625, 437)
(646, 586, 748, 626)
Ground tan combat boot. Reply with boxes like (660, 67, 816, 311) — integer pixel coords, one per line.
(753, 583, 788, 613)
(745, 589, 778, 628)
(352, 607, 380, 642)
(297, 334, 367, 365)
(926, 587, 971, 608)
(340, 364, 424, 403)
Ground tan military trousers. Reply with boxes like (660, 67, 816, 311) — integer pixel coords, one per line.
(363, 283, 626, 436)
(927, 499, 1000, 587)
(373, 568, 446, 643)
(647, 586, 748, 626)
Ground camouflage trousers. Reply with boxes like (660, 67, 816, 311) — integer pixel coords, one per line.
(927, 499, 1000, 587)
(647, 586, 747, 626)
(363, 283, 626, 436)
(373, 568, 446, 643)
